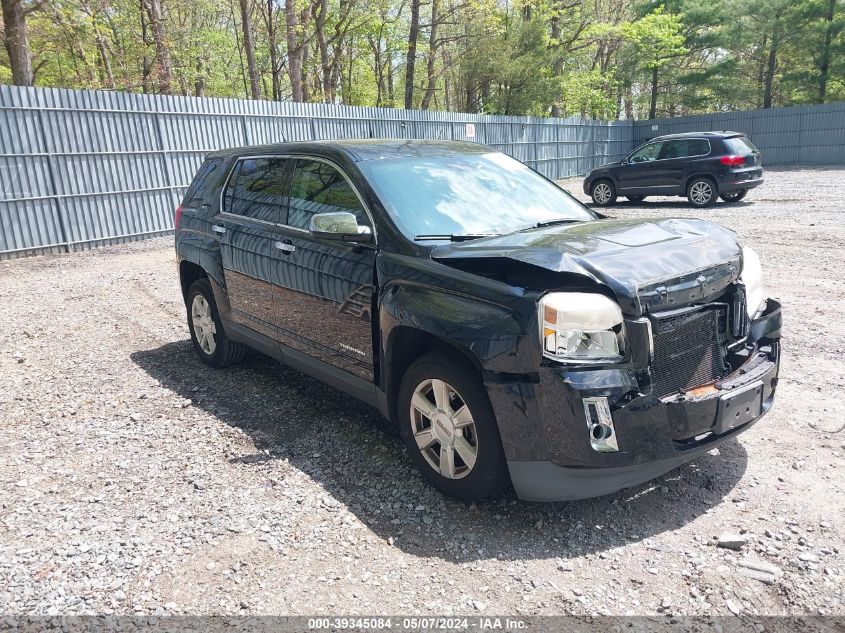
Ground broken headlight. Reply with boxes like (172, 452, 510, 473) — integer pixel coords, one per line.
(741, 246, 767, 318)
(539, 292, 625, 363)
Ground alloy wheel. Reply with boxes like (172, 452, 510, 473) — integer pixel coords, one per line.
(409, 378, 478, 479)
(191, 294, 217, 355)
(690, 181, 713, 205)
(593, 182, 612, 204)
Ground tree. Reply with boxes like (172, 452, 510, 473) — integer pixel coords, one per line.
(1, 0, 841, 116)
(140, 0, 172, 93)
(1, 0, 43, 85)
(622, 7, 687, 118)
(403, 0, 419, 108)
(238, 0, 261, 98)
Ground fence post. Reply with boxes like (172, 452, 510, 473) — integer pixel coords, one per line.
(34, 107, 71, 253)
(241, 113, 251, 145)
(153, 111, 177, 211)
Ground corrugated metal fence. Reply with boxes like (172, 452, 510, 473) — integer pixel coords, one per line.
(0, 85, 631, 259)
(2, 84, 843, 260)
(634, 101, 845, 166)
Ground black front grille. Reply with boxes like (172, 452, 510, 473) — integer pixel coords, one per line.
(651, 308, 729, 398)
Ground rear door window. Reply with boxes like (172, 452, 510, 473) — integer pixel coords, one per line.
(287, 159, 370, 230)
(182, 157, 222, 207)
(660, 139, 710, 159)
(222, 157, 290, 224)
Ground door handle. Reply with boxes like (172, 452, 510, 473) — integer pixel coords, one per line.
(274, 241, 296, 254)
(211, 224, 226, 234)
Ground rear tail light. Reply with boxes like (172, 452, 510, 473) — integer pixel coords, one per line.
(174, 205, 183, 229)
(720, 155, 745, 166)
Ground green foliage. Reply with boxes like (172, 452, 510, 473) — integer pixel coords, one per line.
(0, 0, 842, 117)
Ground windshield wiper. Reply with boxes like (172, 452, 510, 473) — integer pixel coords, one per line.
(532, 218, 584, 229)
(414, 233, 501, 242)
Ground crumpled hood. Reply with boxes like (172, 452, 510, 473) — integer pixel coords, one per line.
(431, 217, 743, 315)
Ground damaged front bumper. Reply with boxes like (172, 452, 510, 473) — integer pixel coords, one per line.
(486, 299, 782, 502)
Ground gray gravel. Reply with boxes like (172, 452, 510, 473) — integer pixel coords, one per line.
(0, 167, 843, 616)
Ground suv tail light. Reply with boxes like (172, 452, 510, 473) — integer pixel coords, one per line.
(720, 155, 745, 166)
(174, 205, 183, 229)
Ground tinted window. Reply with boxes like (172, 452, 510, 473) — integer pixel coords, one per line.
(287, 159, 369, 230)
(223, 157, 289, 223)
(359, 152, 594, 239)
(724, 137, 757, 154)
(629, 142, 663, 162)
(182, 157, 222, 207)
(660, 139, 710, 159)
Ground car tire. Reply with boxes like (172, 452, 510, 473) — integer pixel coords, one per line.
(186, 278, 246, 368)
(626, 195, 646, 203)
(398, 352, 509, 501)
(720, 189, 748, 203)
(687, 177, 717, 207)
(591, 179, 617, 206)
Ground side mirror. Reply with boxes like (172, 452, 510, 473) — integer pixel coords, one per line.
(309, 211, 372, 242)
(621, 158, 629, 165)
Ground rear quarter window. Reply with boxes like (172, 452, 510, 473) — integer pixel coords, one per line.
(182, 157, 223, 207)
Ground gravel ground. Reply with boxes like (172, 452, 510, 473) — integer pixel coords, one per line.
(0, 167, 843, 617)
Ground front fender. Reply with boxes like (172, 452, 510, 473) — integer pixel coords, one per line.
(379, 282, 537, 375)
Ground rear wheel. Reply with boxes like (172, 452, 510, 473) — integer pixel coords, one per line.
(720, 189, 748, 203)
(186, 278, 246, 368)
(626, 195, 646, 203)
(398, 352, 508, 501)
(591, 179, 617, 206)
(687, 177, 717, 207)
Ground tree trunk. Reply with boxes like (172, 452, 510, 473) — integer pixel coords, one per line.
(404, 0, 420, 109)
(465, 82, 477, 112)
(762, 11, 781, 109)
(140, 0, 151, 93)
(420, 0, 438, 109)
(315, 0, 332, 102)
(140, 0, 172, 94)
(238, 0, 261, 99)
(195, 58, 206, 96)
(1, 0, 34, 86)
(386, 40, 395, 106)
(267, 0, 281, 100)
(549, 15, 563, 117)
(649, 65, 658, 119)
(285, 0, 304, 101)
(91, 16, 116, 89)
(818, 0, 835, 103)
(762, 37, 777, 108)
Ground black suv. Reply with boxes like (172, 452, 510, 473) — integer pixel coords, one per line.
(583, 131, 763, 207)
(175, 140, 781, 502)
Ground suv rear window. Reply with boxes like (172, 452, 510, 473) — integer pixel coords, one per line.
(182, 157, 222, 207)
(723, 137, 758, 154)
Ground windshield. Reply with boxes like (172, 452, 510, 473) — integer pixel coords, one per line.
(360, 152, 595, 240)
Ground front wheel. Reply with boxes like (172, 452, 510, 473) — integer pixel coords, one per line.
(687, 177, 717, 207)
(398, 353, 508, 501)
(186, 278, 246, 368)
(720, 189, 748, 203)
(591, 179, 617, 206)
